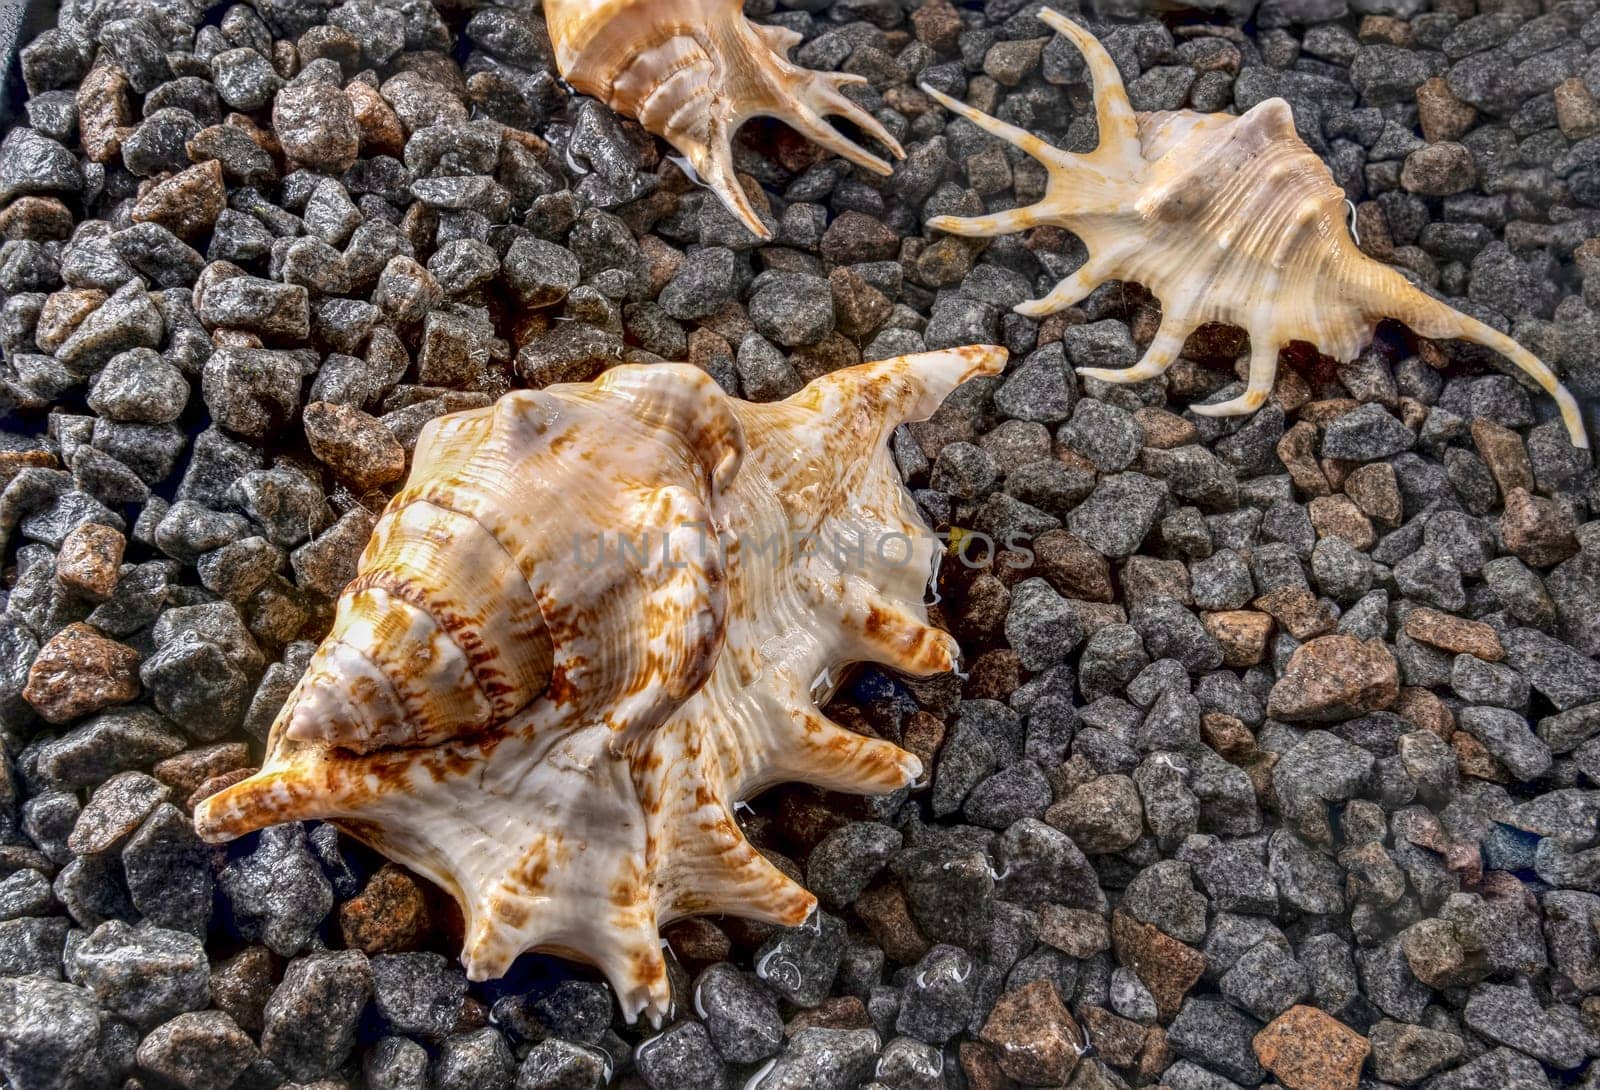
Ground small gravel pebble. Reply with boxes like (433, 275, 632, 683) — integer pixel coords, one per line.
(72, 919, 210, 1029)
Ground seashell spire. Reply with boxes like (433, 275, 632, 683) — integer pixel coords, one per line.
(920, 8, 1589, 450)
(194, 345, 1006, 1024)
(544, 0, 905, 239)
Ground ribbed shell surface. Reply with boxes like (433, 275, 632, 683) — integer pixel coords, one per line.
(194, 346, 1006, 1024)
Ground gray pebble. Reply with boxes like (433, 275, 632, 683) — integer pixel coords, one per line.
(72, 919, 209, 1028)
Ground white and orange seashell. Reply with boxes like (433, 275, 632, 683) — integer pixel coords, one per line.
(193, 345, 1007, 1024)
(543, 0, 904, 238)
(921, 8, 1589, 450)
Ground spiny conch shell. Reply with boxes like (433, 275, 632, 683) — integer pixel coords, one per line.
(543, 0, 904, 239)
(193, 345, 1007, 1024)
(920, 8, 1590, 450)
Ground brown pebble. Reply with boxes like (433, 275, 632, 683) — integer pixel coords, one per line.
(272, 82, 360, 173)
(345, 79, 406, 159)
(339, 864, 431, 954)
(1469, 418, 1533, 498)
(1403, 607, 1504, 661)
(1111, 909, 1204, 1021)
(1416, 76, 1477, 143)
(0, 449, 58, 491)
(785, 996, 872, 1034)
(22, 622, 141, 723)
(660, 918, 730, 971)
(303, 401, 407, 491)
(964, 650, 1027, 702)
(1320, 456, 1354, 493)
(1133, 406, 1196, 449)
(956, 575, 1009, 643)
(1080, 1005, 1147, 1069)
(1343, 462, 1402, 527)
(1202, 711, 1257, 760)
(854, 881, 930, 966)
(1277, 421, 1330, 497)
(1401, 143, 1475, 197)
(958, 1041, 1014, 1090)
(77, 63, 134, 163)
(910, 0, 962, 52)
(1048, 775, 1143, 854)
(0, 196, 74, 241)
(1267, 635, 1398, 723)
(1073, 600, 1127, 636)
(1122, 556, 1191, 608)
(1452, 730, 1508, 782)
(1308, 494, 1374, 550)
(1253, 586, 1338, 640)
(1353, 200, 1394, 260)
(35, 289, 109, 352)
(687, 328, 733, 377)
(637, 235, 685, 297)
(1556, 76, 1600, 140)
(1296, 398, 1361, 427)
(792, 332, 861, 382)
(979, 980, 1084, 1086)
(1500, 487, 1579, 567)
(225, 111, 282, 159)
(1033, 530, 1113, 602)
(1137, 1025, 1173, 1082)
(299, 24, 361, 72)
(1203, 610, 1274, 667)
(821, 210, 900, 265)
(212, 329, 263, 349)
(1358, 15, 1414, 46)
(211, 947, 274, 1035)
(131, 159, 226, 240)
(829, 266, 892, 340)
(1254, 1006, 1369, 1090)
(901, 709, 947, 776)
(55, 522, 125, 601)
(1395, 686, 1454, 739)
(1274, 365, 1316, 416)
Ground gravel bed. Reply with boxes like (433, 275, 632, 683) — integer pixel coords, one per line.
(1, 0, 1600, 1088)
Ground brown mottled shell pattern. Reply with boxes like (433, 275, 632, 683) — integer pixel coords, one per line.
(195, 347, 1007, 1023)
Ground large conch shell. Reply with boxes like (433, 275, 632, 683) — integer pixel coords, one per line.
(922, 9, 1588, 449)
(544, 0, 904, 238)
(194, 346, 1005, 1023)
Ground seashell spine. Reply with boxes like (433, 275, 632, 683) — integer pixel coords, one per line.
(920, 8, 1589, 450)
(545, 0, 905, 238)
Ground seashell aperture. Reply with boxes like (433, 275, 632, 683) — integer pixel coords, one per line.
(921, 9, 1589, 450)
(193, 345, 1006, 1024)
(543, 0, 904, 239)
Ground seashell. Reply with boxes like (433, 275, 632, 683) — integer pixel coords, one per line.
(543, 0, 904, 238)
(194, 345, 1007, 1024)
(920, 9, 1589, 450)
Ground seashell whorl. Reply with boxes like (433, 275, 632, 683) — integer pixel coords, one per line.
(194, 346, 1007, 1024)
(544, 0, 905, 239)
